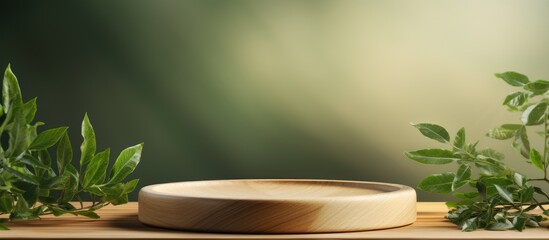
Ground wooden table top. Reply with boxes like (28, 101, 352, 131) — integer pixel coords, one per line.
(2, 202, 549, 239)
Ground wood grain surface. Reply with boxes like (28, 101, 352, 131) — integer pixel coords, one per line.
(138, 179, 416, 233)
(1, 202, 549, 239)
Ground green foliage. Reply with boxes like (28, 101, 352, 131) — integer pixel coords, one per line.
(0, 65, 143, 230)
(406, 71, 549, 231)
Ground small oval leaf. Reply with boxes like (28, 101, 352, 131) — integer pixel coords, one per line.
(521, 102, 547, 126)
(108, 143, 143, 184)
(487, 124, 521, 140)
(454, 128, 465, 149)
(513, 126, 530, 159)
(79, 113, 96, 167)
(524, 80, 549, 95)
(418, 172, 455, 193)
(503, 92, 528, 107)
(3, 166, 39, 185)
(412, 123, 450, 143)
(56, 132, 72, 174)
(452, 164, 471, 191)
(83, 148, 110, 188)
(494, 184, 514, 203)
(405, 149, 460, 164)
(529, 148, 544, 170)
(28, 127, 68, 150)
(495, 71, 529, 87)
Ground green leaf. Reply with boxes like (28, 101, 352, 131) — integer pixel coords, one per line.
(27, 121, 44, 143)
(513, 215, 527, 232)
(526, 219, 540, 228)
(28, 127, 68, 150)
(480, 176, 513, 186)
(2, 64, 23, 114)
(461, 217, 478, 232)
(49, 206, 68, 217)
(476, 182, 487, 200)
(503, 92, 528, 107)
(21, 184, 38, 206)
(487, 215, 513, 231)
(481, 177, 513, 197)
(79, 113, 96, 166)
(495, 71, 529, 87)
(519, 187, 534, 202)
(10, 196, 36, 220)
(464, 141, 479, 155)
(529, 148, 544, 170)
(487, 124, 522, 140)
(39, 176, 63, 190)
(513, 126, 530, 159)
(445, 201, 458, 208)
(453, 192, 479, 199)
(75, 210, 100, 219)
(7, 113, 28, 157)
(49, 203, 76, 217)
(405, 149, 459, 164)
(418, 172, 455, 194)
(3, 166, 39, 185)
(0, 192, 13, 213)
(411, 123, 450, 143)
(475, 161, 505, 176)
(454, 128, 465, 149)
(110, 194, 129, 205)
(16, 154, 48, 170)
(101, 183, 126, 204)
(480, 177, 513, 196)
(524, 80, 549, 95)
(477, 148, 505, 161)
(56, 132, 72, 174)
(108, 143, 143, 184)
(452, 164, 471, 191)
(83, 148, 110, 188)
(521, 102, 547, 125)
(514, 172, 526, 187)
(85, 185, 104, 196)
(60, 164, 79, 203)
(123, 179, 139, 194)
(22, 98, 37, 123)
(36, 150, 52, 177)
(494, 185, 514, 203)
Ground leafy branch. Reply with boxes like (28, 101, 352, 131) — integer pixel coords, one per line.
(406, 71, 549, 231)
(0, 65, 143, 230)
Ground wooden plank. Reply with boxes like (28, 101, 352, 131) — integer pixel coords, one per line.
(1, 202, 549, 239)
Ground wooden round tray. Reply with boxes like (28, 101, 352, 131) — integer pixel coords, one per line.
(138, 179, 416, 233)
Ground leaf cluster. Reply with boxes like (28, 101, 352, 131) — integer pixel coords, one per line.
(0, 65, 143, 230)
(406, 71, 549, 231)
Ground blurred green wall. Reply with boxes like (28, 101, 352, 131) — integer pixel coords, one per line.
(1, 0, 549, 201)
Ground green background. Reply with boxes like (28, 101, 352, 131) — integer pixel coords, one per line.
(1, 0, 549, 201)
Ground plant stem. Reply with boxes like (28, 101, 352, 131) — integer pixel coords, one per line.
(527, 178, 549, 183)
(76, 194, 84, 209)
(534, 198, 547, 212)
(543, 108, 549, 179)
(40, 202, 109, 216)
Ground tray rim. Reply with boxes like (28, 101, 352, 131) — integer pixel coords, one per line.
(139, 178, 415, 202)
